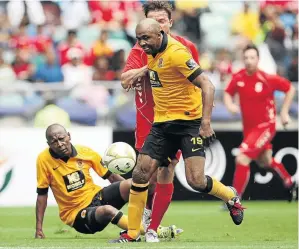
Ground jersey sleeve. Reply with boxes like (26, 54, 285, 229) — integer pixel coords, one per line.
(123, 46, 146, 72)
(36, 155, 50, 195)
(171, 48, 203, 82)
(90, 150, 111, 179)
(225, 76, 238, 96)
(267, 74, 291, 92)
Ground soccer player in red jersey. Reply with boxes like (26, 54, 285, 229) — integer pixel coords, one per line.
(224, 44, 296, 201)
(121, 1, 199, 242)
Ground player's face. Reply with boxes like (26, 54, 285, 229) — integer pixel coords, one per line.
(47, 131, 72, 157)
(244, 49, 259, 73)
(147, 10, 173, 34)
(136, 28, 162, 55)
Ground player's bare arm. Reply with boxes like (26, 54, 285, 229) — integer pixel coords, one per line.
(280, 84, 296, 127)
(35, 193, 48, 239)
(192, 73, 216, 146)
(108, 172, 126, 182)
(121, 66, 148, 91)
(223, 92, 240, 114)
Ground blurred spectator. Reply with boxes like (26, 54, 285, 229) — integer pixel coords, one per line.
(206, 61, 222, 98)
(33, 24, 53, 54)
(88, 1, 141, 30)
(91, 30, 114, 59)
(265, 17, 287, 74)
(59, 0, 90, 30)
(9, 24, 32, 51)
(0, 7, 11, 49)
(6, 0, 45, 28)
(33, 49, 63, 83)
(215, 49, 232, 82)
(287, 55, 298, 82)
(62, 47, 92, 88)
(57, 29, 85, 65)
(110, 49, 126, 80)
(231, 2, 260, 41)
(92, 56, 115, 81)
(34, 92, 71, 128)
(11, 48, 34, 81)
(0, 49, 16, 86)
(176, 1, 206, 42)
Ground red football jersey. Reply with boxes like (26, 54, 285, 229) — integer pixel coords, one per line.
(225, 69, 291, 131)
(123, 35, 199, 149)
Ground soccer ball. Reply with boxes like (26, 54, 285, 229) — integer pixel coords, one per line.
(103, 142, 137, 175)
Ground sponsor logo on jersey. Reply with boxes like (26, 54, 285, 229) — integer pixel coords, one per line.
(149, 70, 162, 87)
(63, 170, 85, 192)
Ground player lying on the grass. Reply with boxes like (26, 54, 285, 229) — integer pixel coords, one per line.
(121, 1, 199, 242)
(35, 123, 178, 239)
(224, 44, 297, 201)
(111, 19, 245, 243)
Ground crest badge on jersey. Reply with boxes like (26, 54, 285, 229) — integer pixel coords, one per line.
(186, 58, 198, 70)
(237, 81, 245, 87)
(77, 159, 83, 169)
(255, 82, 263, 93)
(158, 58, 163, 68)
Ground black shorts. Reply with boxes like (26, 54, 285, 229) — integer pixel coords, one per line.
(141, 119, 205, 164)
(72, 181, 126, 234)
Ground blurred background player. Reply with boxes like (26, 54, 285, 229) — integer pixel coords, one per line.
(121, 1, 199, 242)
(224, 44, 297, 201)
(112, 18, 245, 243)
(35, 123, 176, 239)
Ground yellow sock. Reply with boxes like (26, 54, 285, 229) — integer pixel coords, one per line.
(114, 214, 145, 235)
(127, 182, 148, 239)
(209, 178, 235, 202)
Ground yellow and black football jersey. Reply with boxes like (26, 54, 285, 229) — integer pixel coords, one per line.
(147, 32, 203, 123)
(36, 145, 109, 226)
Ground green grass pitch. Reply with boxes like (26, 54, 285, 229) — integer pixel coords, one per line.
(0, 201, 297, 249)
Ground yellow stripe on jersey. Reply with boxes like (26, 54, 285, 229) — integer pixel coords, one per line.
(147, 34, 203, 123)
(36, 145, 108, 226)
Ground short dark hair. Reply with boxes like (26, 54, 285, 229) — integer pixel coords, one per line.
(243, 44, 259, 57)
(143, 1, 173, 19)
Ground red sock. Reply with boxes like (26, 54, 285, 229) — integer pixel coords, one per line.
(269, 158, 293, 188)
(147, 183, 174, 232)
(233, 163, 250, 198)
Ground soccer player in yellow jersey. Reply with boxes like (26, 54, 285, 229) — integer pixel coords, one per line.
(111, 19, 245, 243)
(35, 124, 174, 240)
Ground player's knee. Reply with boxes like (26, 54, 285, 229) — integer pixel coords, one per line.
(186, 174, 206, 191)
(236, 153, 251, 165)
(132, 155, 157, 184)
(95, 205, 117, 221)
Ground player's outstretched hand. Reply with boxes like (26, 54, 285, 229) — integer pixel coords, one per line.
(199, 121, 216, 147)
(280, 111, 290, 129)
(35, 229, 45, 239)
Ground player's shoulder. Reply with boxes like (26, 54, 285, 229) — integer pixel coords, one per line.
(167, 35, 189, 53)
(172, 34, 196, 49)
(74, 145, 100, 158)
(232, 69, 247, 80)
(37, 147, 51, 161)
(256, 69, 273, 80)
